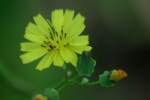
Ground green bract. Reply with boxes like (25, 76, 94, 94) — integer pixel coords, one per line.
(98, 71, 115, 87)
(20, 9, 92, 71)
(44, 88, 59, 100)
(77, 54, 96, 77)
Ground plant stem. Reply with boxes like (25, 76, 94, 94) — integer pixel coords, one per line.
(57, 80, 70, 92)
(84, 80, 99, 86)
(56, 75, 79, 92)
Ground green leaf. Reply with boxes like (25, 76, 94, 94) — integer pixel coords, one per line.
(77, 54, 96, 77)
(44, 88, 59, 100)
(98, 71, 114, 87)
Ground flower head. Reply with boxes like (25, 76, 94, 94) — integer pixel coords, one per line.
(20, 9, 92, 71)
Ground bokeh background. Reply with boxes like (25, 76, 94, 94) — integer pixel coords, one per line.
(0, 0, 150, 100)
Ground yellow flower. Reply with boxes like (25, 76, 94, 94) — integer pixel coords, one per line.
(20, 9, 92, 71)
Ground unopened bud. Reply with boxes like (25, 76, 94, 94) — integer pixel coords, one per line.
(67, 70, 72, 77)
(33, 94, 48, 100)
(81, 77, 89, 85)
(110, 69, 128, 81)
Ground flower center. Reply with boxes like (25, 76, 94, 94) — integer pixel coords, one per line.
(41, 32, 68, 51)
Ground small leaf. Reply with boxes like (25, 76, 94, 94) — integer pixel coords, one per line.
(77, 54, 96, 77)
(98, 71, 114, 87)
(44, 88, 59, 100)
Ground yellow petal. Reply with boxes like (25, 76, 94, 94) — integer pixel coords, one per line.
(85, 46, 92, 52)
(63, 10, 74, 34)
(24, 33, 45, 44)
(53, 50, 64, 67)
(36, 52, 53, 71)
(70, 45, 92, 54)
(70, 52, 78, 67)
(25, 22, 46, 43)
(51, 9, 64, 34)
(25, 22, 39, 34)
(70, 35, 89, 46)
(33, 14, 50, 37)
(60, 47, 74, 63)
(20, 48, 47, 64)
(20, 42, 41, 52)
(67, 13, 85, 37)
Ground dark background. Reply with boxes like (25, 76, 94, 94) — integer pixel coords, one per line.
(0, 0, 150, 100)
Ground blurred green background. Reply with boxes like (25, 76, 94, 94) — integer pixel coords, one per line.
(0, 0, 150, 100)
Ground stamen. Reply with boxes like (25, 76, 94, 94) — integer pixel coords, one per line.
(64, 33, 67, 38)
(41, 44, 47, 48)
(64, 43, 69, 47)
(56, 40, 59, 44)
(60, 36, 62, 40)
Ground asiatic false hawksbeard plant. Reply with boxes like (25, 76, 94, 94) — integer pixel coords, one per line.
(20, 9, 91, 70)
(20, 9, 127, 100)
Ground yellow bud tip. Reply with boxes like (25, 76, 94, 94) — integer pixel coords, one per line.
(33, 94, 48, 100)
(110, 69, 128, 81)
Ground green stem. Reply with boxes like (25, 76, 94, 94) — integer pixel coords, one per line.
(84, 80, 99, 86)
(56, 75, 79, 92)
(57, 80, 71, 92)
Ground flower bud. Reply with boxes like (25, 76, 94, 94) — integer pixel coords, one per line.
(67, 70, 72, 77)
(110, 69, 128, 81)
(81, 77, 89, 85)
(33, 94, 48, 100)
